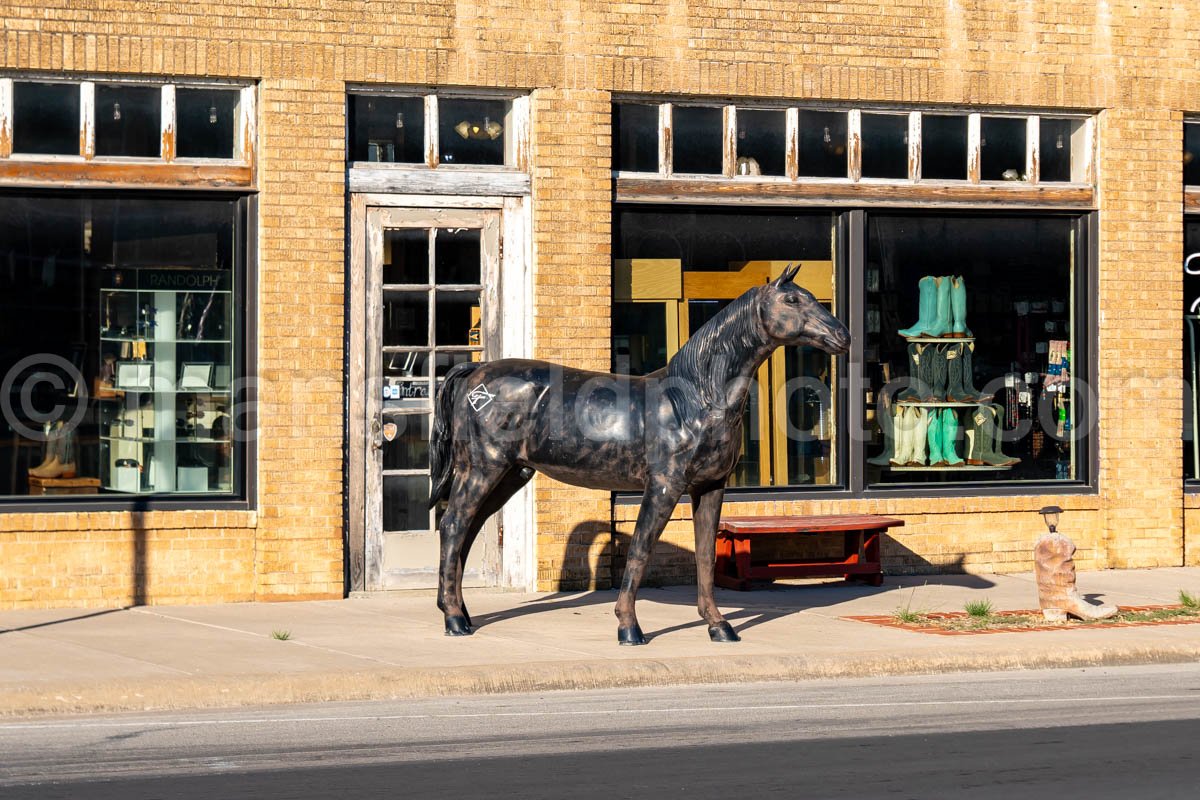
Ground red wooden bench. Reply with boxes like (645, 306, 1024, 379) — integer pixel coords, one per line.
(714, 514, 904, 591)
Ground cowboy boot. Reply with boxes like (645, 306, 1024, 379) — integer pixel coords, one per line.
(925, 407, 945, 466)
(965, 406, 989, 466)
(949, 275, 971, 338)
(888, 407, 913, 467)
(1035, 533, 1118, 622)
(940, 408, 964, 466)
(958, 341, 991, 403)
(918, 276, 952, 338)
(981, 405, 1020, 466)
(921, 344, 948, 402)
(868, 398, 896, 466)
(910, 408, 931, 466)
(944, 342, 967, 402)
(897, 343, 925, 402)
(899, 276, 938, 338)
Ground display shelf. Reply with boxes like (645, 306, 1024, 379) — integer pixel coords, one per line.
(896, 400, 989, 408)
(97, 388, 232, 396)
(887, 464, 1013, 472)
(100, 336, 231, 345)
(901, 336, 975, 343)
(101, 435, 229, 444)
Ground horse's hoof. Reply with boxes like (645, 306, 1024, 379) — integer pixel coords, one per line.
(444, 615, 473, 636)
(617, 624, 647, 646)
(708, 621, 741, 643)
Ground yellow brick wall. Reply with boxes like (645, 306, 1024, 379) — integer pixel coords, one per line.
(0, 2, 1196, 604)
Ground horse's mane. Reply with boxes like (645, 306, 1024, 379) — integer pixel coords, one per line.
(665, 286, 766, 419)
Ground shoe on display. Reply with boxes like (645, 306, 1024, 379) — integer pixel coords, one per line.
(897, 343, 925, 402)
(949, 275, 972, 338)
(898, 276, 938, 338)
(980, 404, 1020, 467)
(867, 398, 896, 466)
(920, 343, 948, 402)
(921, 275, 952, 338)
(926, 406, 946, 467)
(941, 407, 964, 466)
(910, 408, 932, 466)
(958, 341, 992, 402)
(889, 406, 914, 467)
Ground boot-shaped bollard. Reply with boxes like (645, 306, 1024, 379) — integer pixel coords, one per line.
(940, 408, 964, 466)
(899, 276, 938, 338)
(920, 344, 948, 401)
(888, 406, 913, 467)
(1035, 533, 1118, 621)
(949, 275, 971, 338)
(897, 343, 924, 402)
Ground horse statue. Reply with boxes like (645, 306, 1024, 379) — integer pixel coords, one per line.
(428, 264, 850, 645)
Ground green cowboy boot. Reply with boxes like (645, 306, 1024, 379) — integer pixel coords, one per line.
(918, 276, 952, 337)
(983, 404, 1020, 466)
(899, 276, 938, 338)
(966, 406, 989, 466)
(949, 275, 971, 338)
(940, 407, 964, 466)
(926, 406, 945, 466)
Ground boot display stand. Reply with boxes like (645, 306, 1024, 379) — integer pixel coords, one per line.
(883, 275, 1019, 473)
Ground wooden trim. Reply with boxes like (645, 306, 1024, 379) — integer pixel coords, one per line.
(722, 104, 737, 178)
(0, 78, 12, 158)
(615, 176, 1095, 209)
(1026, 115, 1040, 184)
(363, 207, 384, 590)
(847, 109, 861, 182)
(425, 94, 439, 168)
(237, 85, 256, 171)
(1078, 116, 1096, 185)
(967, 113, 981, 183)
(1185, 189, 1200, 212)
(785, 107, 799, 180)
(355, 192, 506, 209)
(160, 84, 176, 162)
(347, 193, 368, 592)
(660, 102, 673, 176)
(0, 159, 253, 188)
(80, 81, 95, 160)
(510, 94, 530, 172)
(907, 111, 921, 182)
(348, 166, 530, 196)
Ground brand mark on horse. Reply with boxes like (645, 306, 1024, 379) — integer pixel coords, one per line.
(466, 383, 495, 411)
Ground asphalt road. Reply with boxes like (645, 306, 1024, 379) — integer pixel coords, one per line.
(3, 663, 1199, 799)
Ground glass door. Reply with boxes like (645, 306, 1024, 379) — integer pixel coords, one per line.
(365, 207, 501, 589)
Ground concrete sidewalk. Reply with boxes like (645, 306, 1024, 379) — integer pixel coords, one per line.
(3, 567, 1199, 717)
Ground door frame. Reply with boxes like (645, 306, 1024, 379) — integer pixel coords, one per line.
(347, 192, 535, 592)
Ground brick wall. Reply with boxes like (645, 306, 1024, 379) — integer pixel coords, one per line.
(0, 1, 1196, 605)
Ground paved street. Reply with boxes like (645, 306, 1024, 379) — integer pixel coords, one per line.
(3, 663, 1199, 799)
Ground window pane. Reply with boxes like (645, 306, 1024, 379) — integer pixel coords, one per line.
(921, 115, 968, 180)
(798, 110, 847, 178)
(1187, 124, 1200, 187)
(736, 109, 786, 177)
(176, 88, 238, 159)
(1184, 220, 1200, 481)
(434, 291, 481, 346)
(95, 85, 161, 158)
(861, 113, 908, 179)
(435, 228, 481, 284)
(980, 117, 1027, 181)
(383, 474, 429, 531)
(864, 215, 1082, 486)
(348, 94, 424, 164)
(383, 291, 428, 347)
(614, 103, 659, 173)
(383, 228, 429, 285)
(12, 82, 79, 155)
(614, 206, 838, 487)
(382, 413, 430, 471)
(0, 193, 242, 499)
(439, 98, 508, 166)
(672, 106, 723, 175)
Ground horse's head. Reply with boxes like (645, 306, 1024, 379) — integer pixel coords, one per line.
(758, 264, 851, 355)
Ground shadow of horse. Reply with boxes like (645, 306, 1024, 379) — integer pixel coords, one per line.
(469, 520, 1000, 639)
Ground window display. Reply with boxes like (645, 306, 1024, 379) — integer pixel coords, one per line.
(864, 214, 1085, 485)
(1184, 218, 1200, 482)
(0, 193, 245, 500)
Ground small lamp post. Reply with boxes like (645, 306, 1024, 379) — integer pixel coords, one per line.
(1038, 505, 1063, 534)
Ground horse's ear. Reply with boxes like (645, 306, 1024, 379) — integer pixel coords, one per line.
(773, 263, 801, 286)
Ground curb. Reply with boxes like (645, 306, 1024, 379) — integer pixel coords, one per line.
(4, 642, 1200, 718)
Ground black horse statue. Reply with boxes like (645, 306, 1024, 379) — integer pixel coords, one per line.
(428, 264, 850, 645)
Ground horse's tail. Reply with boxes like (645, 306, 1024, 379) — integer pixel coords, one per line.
(429, 362, 483, 507)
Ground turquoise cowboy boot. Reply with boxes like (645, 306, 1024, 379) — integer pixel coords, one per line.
(899, 276, 938, 338)
(921, 276, 952, 337)
(926, 407, 945, 467)
(941, 407, 964, 466)
(949, 275, 971, 338)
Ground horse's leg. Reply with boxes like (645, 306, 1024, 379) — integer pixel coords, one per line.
(614, 478, 684, 645)
(691, 484, 739, 642)
(438, 464, 509, 636)
(453, 466, 534, 627)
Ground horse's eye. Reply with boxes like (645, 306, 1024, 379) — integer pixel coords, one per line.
(784, 295, 800, 305)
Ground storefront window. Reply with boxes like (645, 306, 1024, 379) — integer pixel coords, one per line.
(864, 214, 1085, 486)
(0, 193, 246, 500)
(613, 206, 839, 487)
(1184, 218, 1200, 482)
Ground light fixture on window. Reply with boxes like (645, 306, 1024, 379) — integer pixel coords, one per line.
(455, 116, 503, 140)
(395, 111, 404, 129)
(209, 105, 218, 125)
(112, 102, 122, 121)
(1056, 133, 1064, 150)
